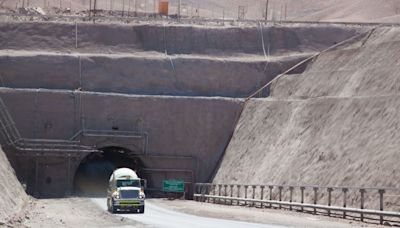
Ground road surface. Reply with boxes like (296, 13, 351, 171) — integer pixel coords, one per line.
(92, 198, 285, 228)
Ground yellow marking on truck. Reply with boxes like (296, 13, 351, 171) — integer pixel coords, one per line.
(119, 200, 141, 204)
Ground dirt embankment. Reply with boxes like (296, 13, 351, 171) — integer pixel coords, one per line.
(0, 147, 28, 226)
(213, 27, 400, 211)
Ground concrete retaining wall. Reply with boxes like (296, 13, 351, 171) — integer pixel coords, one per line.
(0, 53, 308, 97)
(0, 22, 364, 54)
(0, 88, 243, 196)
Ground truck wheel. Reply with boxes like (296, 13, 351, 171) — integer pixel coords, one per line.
(110, 199, 117, 214)
(139, 205, 145, 213)
(107, 198, 111, 212)
(111, 205, 117, 214)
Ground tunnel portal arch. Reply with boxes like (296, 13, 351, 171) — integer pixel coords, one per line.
(73, 146, 144, 196)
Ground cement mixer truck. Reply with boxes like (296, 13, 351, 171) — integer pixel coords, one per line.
(107, 168, 145, 213)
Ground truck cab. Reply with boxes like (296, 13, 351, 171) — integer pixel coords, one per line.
(107, 168, 145, 213)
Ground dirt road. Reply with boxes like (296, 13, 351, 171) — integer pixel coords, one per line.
(92, 198, 375, 228)
(5, 197, 378, 227)
(92, 198, 278, 228)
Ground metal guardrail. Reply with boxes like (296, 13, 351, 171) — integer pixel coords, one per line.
(194, 183, 400, 225)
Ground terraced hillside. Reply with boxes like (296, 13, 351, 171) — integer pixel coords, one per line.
(0, 21, 363, 197)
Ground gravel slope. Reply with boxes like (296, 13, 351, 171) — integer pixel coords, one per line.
(0, 147, 28, 226)
(213, 27, 400, 212)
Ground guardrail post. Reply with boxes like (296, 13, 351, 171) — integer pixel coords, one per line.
(269, 186, 273, 208)
(343, 188, 348, 219)
(300, 186, 305, 212)
(360, 188, 365, 222)
(278, 186, 283, 209)
(260, 186, 265, 208)
(379, 189, 385, 225)
(194, 184, 198, 201)
(197, 184, 201, 202)
(289, 186, 294, 211)
(237, 185, 241, 205)
(203, 184, 208, 202)
(218, 184, 222, 204)
(224, 185, 228, 204)
(198, 184, 201, 202)
(327, 188, 333, 216)
(230, 185, 234, 205)
(194, 184, 199, 201)
(207, 184, 212, 202)
(212, 184, 216, 203)
(252, 185, 256, 207)
(244, 185, 249, 206)
(313, 187, 318, 215)
(200, 184, 204, 202)
(207, 184, 211, 203)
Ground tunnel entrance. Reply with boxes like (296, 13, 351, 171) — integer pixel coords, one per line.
(73, 147, 144, 196)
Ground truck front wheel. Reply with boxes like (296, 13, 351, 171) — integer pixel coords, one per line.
(139, 205, 145, 213)
(110, 199, 117, 214)
(107, 199, 111, 212)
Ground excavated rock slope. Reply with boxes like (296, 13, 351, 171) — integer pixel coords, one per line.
(0, 147, 27, 223)
(213, 27, 400, 210)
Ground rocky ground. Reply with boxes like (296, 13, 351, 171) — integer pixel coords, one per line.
(16, 198, 142, 228)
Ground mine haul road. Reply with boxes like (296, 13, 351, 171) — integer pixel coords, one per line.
(92, 198, 280, 228)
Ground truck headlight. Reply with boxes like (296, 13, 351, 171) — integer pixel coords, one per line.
(112, 191, 120, 199)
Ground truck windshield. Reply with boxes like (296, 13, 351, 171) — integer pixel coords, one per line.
(117, 179, 140, 188)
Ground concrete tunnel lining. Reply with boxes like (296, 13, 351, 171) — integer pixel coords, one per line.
(73, 146, 196, 197)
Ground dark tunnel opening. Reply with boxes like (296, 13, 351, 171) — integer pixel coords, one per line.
(73, 147, 144, 197)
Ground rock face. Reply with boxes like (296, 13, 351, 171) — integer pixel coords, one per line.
(213, 27, 400, 211)
(0, 147, 27, 223)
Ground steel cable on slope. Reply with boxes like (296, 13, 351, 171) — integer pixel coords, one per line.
(245, 24, 383, 102)
(259, 22, 268, 59)
(258, 22, 271, 81)
(162, 22, 185, 92)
